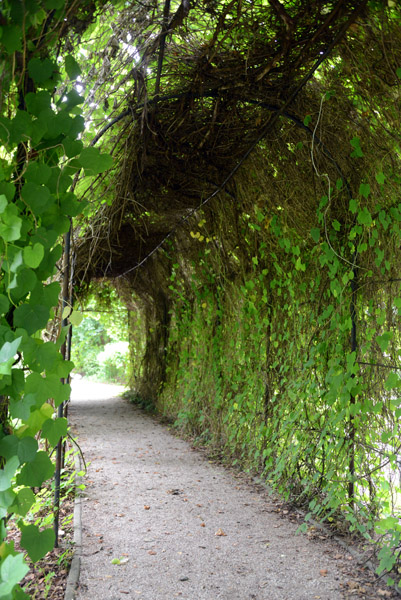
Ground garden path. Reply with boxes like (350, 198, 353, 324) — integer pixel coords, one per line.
(68, 380, 389, 600)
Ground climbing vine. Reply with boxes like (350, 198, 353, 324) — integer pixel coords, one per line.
(2, 0, 401, 595)
(155, 122, 401, 582)
(0, 1, 112, 597)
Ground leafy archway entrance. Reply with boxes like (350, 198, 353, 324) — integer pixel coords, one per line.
(2, 0, 401, 595)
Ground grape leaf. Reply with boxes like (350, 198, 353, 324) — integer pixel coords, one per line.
(0, 337, 22, 364)
(0, 554, 29, 596)
(41, 417, 68, 447)
(13, 304, 50, 335)
(0, 456, 19, 492)
(20, 523, 55, 563)
(16, 451, 55, 487)
(23, 243, 44, 268)
(78, 147, 113, 175)
(28, 58, 56, 84)
(9, 488, 35, 517)
(65, 55, 82, 80)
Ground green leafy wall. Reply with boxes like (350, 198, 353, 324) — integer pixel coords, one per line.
(128, 124, 401, 578)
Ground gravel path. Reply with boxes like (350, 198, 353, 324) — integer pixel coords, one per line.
(69, 380, 378, 600)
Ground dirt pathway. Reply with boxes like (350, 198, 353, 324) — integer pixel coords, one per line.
(69, 381, 385, 600)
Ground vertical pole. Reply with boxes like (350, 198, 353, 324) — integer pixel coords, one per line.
(62, 252, 75, 469)
(348, 258, 358, 503)
(54, 226, 71, 548)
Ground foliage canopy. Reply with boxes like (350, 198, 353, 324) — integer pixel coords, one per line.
(2, 0, 401, 595)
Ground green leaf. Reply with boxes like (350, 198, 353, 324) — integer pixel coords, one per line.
(303, 115, 312, 126)
(0, 435, 37, 463)
(0, 456, 19, 492)
(13, 304, 50, 335)
(20, 524, 55, 563)
(6, 247, 23, 274)
(78, 147, 113, 175)
(350, 136, 364, 157)
(295, 257, 306, 271)
(28, 58, 57, 84)
(357, 207, 372, 226)
(13, 584, 31, 599)
(25, 373, 64, 401)
(16, 451, 55, 487)
(25, 402, 54, 433)
(0, 181, 16, 202)
(63, 89, 85, 110)
(10, 269, 37, 301)
(41, 417, 68, 447)
(0, 554, 29, 596)
(0, 337, 22, 364)
(0, 489, 16, 519)
(24, 162, 52, 185)
(385, 371, 401, 390)
(60, 193, 83, 217)
(23, 243, 44, 268)
(21, 182, 51, 215)
(65, 55, 82, 80)
(375, 172, 385, 184)
(9, 488, 35, 517)
(310, 228, 320, 243)
(0, 194, 7, 212)
(396, 67, 401, 79)
(34, 341, 60, 372)
(0, 205, 22, 241)
(25, 91, 52, 116)
(62, 137, 83, 158)
(1, 25, 22, 53)
(376, 331, 392, 353)
(0, 294, 9, 314)
(359, 183, 370, 198)
(69, 310, 84, 326)
(45, 0, 65, 7)
(332, 220, 341, 231)
(9, 394, 37, 421)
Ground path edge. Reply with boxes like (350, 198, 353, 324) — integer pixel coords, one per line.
(64, 440, 84, 600)
(253, 476, 401, 597)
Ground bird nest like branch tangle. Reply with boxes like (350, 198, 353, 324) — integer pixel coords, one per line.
(72, 0, 401, 291)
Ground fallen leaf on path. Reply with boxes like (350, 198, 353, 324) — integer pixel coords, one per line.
(144, 505, 150, 510)
(319, 569, 328, 577)
(200, 523, 205, 527)
(377, 591, 392, 597)
(215, 528, 227, 536)
(148, 550, 157, 555)
(346, 581, 359, 590)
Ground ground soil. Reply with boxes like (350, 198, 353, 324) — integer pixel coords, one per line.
(68, 380, 399, 600)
